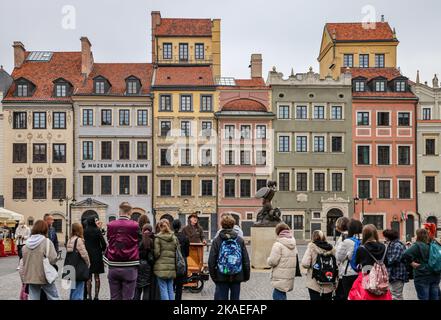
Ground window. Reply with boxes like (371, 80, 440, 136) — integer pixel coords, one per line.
(296, 106, 307, 119)
(33, 112, 46, 129)
(375, 54, 385, 68)
(313, 212, 321, 219)
(282, 215, 292, 229)
(53, 112, 66, 129)
(256, 150, 266, 165)
(240, 125, 251, 139)
(119, 109, 130, 126)
(240, 180, 251, 198)
(398, 180, 411, 199)
(201, 180, 213, 196)
(53, 144, 66, 163)
(296, 136, 307, 152)
(343, 54, 354, 67)
(395, 81, 406, 92)
(82, 109, 93, 126)
(181, 148, 191, 166)
(398, 146, 411, 165)
(377, 112, 390, 126)
(82, 176, 94, 195)
(225, 150, 235, 165)
(314, 173, 325, 191)
(314, 136, 325, 153)
(256, 179, 267, 191)
(201, 149, 212, 166)
(33, 144, 47, 163)
(160, 180, 172, 196)
(225, 125, 235, 139)
(224, 179, 236, 197)
(279, 136, 290, 152)
(119, 142, 130, 160)
(332, 173, 343, 192)
(377, 146, 390, 165)
(160, 95, 172, 111)
(331, 136, 343, 153)
(160, 121, 171, 137)
(52, 178, 66, 199)
(137, 176, 148, 195)
(13, 144, 27, 163)
(256, 125, 266, 139)
(163, 43, 172, 60)
(279, 173, 290, 191)
(33, 178, 47, 199)
(240, 150, 251, 165)
(17, 84, 29, 97)
(137, 110, 148, 126)
(82, 141, 93, 160)
(278, 105, 290, 119)
(375, 81, 386, 92)
(331, 106, 342, 120)
(179, 43, 189, 61)
(201, 121, 212, 137)
(359, 54, 369, 68)
(101, 176, 112, 195)
(357, 146, 370, 165)
(195, 43, 204, 60)
(358, 180, 371, 199)
(181, 180, 191, 197)
(422, 108, 432, 120)
(378, 180, 391, 199)
(398, 112, 410, 126)
(95, 80, 105, 94)
(180, 95, 192, 111)
(426, 139, 436, 155)
(101, 141, 112, 160)
(137, 142, 148, 160)
(357, 112, 369, 125)
(119, 176, 130, 195)
(181, 121, 191, 137)
(313, 106, 325, 119)
(100, 109, 112, 126)
(294, 215, 304, 230)
(425, 176, 436, 193)
(13, 178, 27, 199)
(364, 215, 384, 230)
(160, 149, 171, 166)
(296, 173, 307, 192)
(13, 112, 27, 129)
(200, 95, 212, 112)
(127, 80, 139, 95)
(355, 81, 366, 92)
(55, 84, 68, 97)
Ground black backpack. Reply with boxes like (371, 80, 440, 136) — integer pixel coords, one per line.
(312, 253, 338, 285)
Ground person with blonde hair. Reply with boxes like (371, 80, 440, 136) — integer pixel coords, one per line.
(301, 230, 337, 300)
(154, 219, 178, 300)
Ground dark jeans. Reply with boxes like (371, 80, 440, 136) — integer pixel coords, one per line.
(341, 275, 358, 300)
(108, 267, 138, 300)
(214, 282, 241, 300)
(414, 276, 441, 301)
(174, 276, 185, 301)
(333, 279, 345, 301)
(308, 289, 333, 301)
(133, 286, 151, 300)
(272, 288, 287, 300)
(17, 245, 24, 260)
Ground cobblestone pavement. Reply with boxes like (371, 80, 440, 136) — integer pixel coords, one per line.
(0, 245, 419, 300)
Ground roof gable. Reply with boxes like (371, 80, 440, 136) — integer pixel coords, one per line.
(155, 18, 212, 37)
(325, 22, 397, 42)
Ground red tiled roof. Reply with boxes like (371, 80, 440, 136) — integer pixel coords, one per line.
(153, 66, 214, 87)
(155, 18, 212, 37)
(326, 22, 396, 42)
(4, 52, 83, 102)
(76, 63, 153, 95)
(222, 98, 267, 112)
(234, 78, 267, 88)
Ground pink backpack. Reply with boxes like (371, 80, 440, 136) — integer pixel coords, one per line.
(361, 245, 389, 296)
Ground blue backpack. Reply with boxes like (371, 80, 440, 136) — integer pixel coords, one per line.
(347, 236, 361, 272)
(428, 241, 441, 273)
(217, 238, 242, 275)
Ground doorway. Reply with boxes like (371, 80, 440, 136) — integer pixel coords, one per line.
(405, 215, 415, 242)
(326, 209, 344, 237)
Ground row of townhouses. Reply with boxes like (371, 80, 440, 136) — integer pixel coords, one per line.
(0, 12, 440, 243)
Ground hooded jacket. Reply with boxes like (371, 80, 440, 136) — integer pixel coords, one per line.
(21, 235, 58, 285)
(267, 231, 298, 292)
(336, 237, 359, 277)
(208, 229, 250, 283)
(153, 232, 178, 279)
(301, 241, 336, 294)
(403, 241, 440, 280)
(355, 241, 386, 271)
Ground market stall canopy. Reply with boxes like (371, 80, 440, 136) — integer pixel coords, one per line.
(0, 208, 24, 221)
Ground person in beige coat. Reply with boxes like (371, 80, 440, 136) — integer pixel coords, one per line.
(301, 230, 337, 300)
(267, 223, 297, 300)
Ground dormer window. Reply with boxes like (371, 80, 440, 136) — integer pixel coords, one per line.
(17, 84, 28, 97)
(395, 80, 407, 92)
(94, 76, 109, 94)
(53, 78, 72, 97)
(354, 80, 366, 92)
(126, 77, 141, 95)
(14, 78, 35, 97)
(375, 80, 386, 92)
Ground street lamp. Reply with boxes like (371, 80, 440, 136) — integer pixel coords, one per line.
(353, 197, 372, 224)
(59, 197, 76, 245)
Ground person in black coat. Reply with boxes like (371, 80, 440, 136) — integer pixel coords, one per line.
(172, 219, 190, 300)
(83, 217, 107, 300)
(355, 224, 386, 273)
(208, 214, 250, 300)
(134, 224, 155, 300)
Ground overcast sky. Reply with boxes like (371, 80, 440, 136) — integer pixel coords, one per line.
(0, 0, 440, 84)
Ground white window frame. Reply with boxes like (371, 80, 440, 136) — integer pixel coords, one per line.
(294, 170, 309, 192)
(356, 144, 371, 165)
(295, 104, 309, 120)
(396, 144, 413, 166)
(158, 178, 173, 197)
(179, 147, 193, 166)
(376, 110, 391, 127)
(294, 133, 309, 153)
(200, 178, 215, 197)
(330, 170, 345, 192)
(397, 178, 413, 200)
(312, 170, 327, 192)
(376, 144, 392, 166)
(397, 111, 412, 127)
(377, 178, 393, 200)
(277, 133, 291, 153)
(357, 110, 371, 126)
(356, 178, 372, 199)
(312, 134, 327, 153)
(313, 104, 326, 120)
(330, 134, 344, 153)
(277, 103, 291, 120)
(330, 105, 344, 120)
(277, 170, 291, 192)
(421, 106, 433, 121)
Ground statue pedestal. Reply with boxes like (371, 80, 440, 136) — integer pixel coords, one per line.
(251, 226, 277, 269)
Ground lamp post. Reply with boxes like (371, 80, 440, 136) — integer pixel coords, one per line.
(353, 197, 372, 224)
(59, 197, 76, 245)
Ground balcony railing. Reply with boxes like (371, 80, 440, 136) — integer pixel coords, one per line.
(157, 55, 213, 65)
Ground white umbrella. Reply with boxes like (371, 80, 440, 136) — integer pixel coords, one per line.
(0, 207, 24, 221)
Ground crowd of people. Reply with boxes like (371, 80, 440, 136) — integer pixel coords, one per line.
(14, 202, 441, 301)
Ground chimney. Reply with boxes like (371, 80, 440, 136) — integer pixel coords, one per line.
(250, 54, 262, 79)
(13, 41, 26, 68)
(80, 37, 93, 77)
(151, 11, 162, 63)
(381, 15, 385, 22)
(416, 70, 420, 84)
